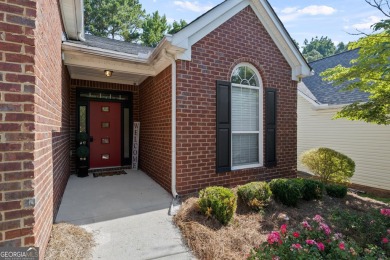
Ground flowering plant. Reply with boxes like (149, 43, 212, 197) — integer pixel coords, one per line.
(248, 214, 388, 260)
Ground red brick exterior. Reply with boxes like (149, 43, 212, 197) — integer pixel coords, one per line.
(0, 0, 70, 256)
(175, 6, 297, 194)
(139, 67, 172, 192)
(0, 1, 298, 255)
(69, 79, 139, 174)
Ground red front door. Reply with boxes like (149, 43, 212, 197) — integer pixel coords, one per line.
(89, 101, 121, 168)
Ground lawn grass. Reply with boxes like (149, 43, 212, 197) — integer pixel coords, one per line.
(359, 193, 390, 204)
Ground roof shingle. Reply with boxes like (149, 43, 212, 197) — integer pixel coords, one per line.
(67, 34, 154, 56)
(302, 49, 369, 105)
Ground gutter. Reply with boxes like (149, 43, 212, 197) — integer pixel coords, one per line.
(164, 49, 178, 199)
(298, 90, 349, 111)
(62, 42, 151, 63)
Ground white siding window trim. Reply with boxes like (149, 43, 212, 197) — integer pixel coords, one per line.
(231, 63, 264, 170)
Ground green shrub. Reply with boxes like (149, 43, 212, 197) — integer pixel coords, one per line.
(325, 184, 348, 198)
(248, 214, 388, 259)
(237, 182, 272, 211)
(300, 147, 355, 184)
(301, 179, 324, 201)
(76, 145, 89, 158)
(269, 178, 303, 207)
(330, 208, 390, 256)
(198, 186, 237, 225)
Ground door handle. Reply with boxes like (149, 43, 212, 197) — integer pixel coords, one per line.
(90, 136, 94, 142)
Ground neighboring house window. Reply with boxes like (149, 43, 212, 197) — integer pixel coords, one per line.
(230, 63, 263, 169)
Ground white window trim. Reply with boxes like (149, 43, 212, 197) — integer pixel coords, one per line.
(231, 63, 264, 170)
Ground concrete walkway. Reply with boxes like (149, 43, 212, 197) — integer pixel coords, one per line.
(56, 170, 194, 260)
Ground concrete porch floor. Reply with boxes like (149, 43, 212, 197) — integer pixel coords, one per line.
(56, 170, 194, 260)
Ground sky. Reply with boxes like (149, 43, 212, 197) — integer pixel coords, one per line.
(140, 0, 387, 47)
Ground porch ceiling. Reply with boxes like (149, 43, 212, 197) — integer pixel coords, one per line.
(67, 66, 148, 86)
(62, 36, 185, 86)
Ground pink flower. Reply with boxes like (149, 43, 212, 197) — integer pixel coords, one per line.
(280, 224, 287, 234)
(333, 233, 343, 240)
(387, 229, 390, 235)
(339, 242, 345, 250)
(313, 215, 324, 223)
(272, 256, 280, 260)
(291, 243, 302, 250)
(267, 231, 282, 245)
(302, 221, 311, 229)
(317, 242, 325, 251)
(380, 208, 390, 217)
(320, 223, 331, 235)
(382, 237, 389, 244)
(293, 232, 300, 238)
(306, 239, 316, 245)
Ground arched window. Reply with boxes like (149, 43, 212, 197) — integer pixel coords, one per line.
(230, 63, 263, 168)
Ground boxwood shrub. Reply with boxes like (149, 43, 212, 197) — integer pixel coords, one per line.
(198, 186, 237, 225)
(325, 184, 348, 198)
(237, 182, 272, 211)
(301, 179, 324, 201)
(269, 178, 303, 207)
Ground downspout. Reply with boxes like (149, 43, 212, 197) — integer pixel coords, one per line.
(165, 49, 179, 199)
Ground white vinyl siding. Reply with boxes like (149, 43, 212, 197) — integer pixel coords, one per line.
(297, 94, 390, 191)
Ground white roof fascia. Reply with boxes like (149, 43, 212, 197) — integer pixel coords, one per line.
(252, 0, 310, 80)
(60, 0, 85, 41)
(170, 0, 311, 81)
(171, 0, 245, 61)
(62, 42, 150, 63)
(298, 90, 349, 111)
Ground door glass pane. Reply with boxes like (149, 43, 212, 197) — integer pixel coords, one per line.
(124, 108, 130, 158)
(79, 106, 86, 132)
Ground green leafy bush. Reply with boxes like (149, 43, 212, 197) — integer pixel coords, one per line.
(269, 179, 303, 207)
(248, 214, 388, 260)
(300, 147, 355, 184)
(198, 186, 237, 225)
(325, 184, 348, 198)
(76, 145, 89, 158)
(301, 179, 324, 201)
(330, 208, 390, 255)
(77, 132, 89, 142)
(237, 182, 272, 211)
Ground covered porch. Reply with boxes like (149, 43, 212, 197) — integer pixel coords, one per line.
(56, 170, 192, 259)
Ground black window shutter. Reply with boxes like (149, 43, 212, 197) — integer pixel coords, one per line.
(216, 80, 231, 173)
(265, 88, 277, 167)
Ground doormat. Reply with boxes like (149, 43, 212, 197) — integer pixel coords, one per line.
(92, 170, 127, 178)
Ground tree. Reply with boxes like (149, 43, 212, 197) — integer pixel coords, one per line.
(168, 19, 188, 34)
(292, 39, 300, 50)
(302, 36, 336, 60)
(84, 0, 145, 42)
(304, 49, 324, 62)
(141, 11, 169, 47)
(321, 1, 390, 125)
(335, 42, 348, 54)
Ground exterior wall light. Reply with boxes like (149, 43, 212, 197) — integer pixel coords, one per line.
(104, 70, 113, 77)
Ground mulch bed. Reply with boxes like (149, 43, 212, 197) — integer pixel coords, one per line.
(174, 192, 388, 260)
(45, 223, 96, 260)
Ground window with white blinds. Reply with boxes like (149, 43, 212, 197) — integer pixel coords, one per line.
(231, 64, 263, 168)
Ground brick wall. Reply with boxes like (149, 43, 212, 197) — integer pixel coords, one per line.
(0, 0, 70, 256)
(0, 0, 39, 248)
(139, 67, 172, 192)
(33, 0, 70, 256)
(69, 79, 139, 173)
(175, 6, 297, 194)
